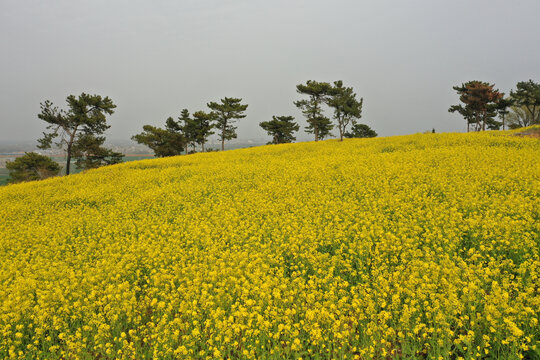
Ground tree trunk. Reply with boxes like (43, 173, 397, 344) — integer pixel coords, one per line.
(525, 105, 534, 126)
(467, 121, 469, 133)
(314, 127, 319, 142)
(502, 114, 505, 130)
(220, 122, 226, 151)
(65, 143, 72, 175)
(202, 142, 205, 152)
(65, 131, 76, 175)
(185, 144, 188, 155)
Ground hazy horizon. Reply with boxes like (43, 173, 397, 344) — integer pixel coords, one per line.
(1, 0, 539, 142)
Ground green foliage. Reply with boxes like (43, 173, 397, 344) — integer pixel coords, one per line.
(345, 124, 377, 138)
(191, 111, 216, 152)
(178, 109, 197, 153)
(307, 115, 334, 140)
(510, 80, 540, 126)
(449, 81, 504, 131)
(294, 80, 334, 141)
(131, 117, 186, 157)
(5, 152, 61, 184)
(207, 97, 248, 150)
(37, 93, 119, 174)
(72, 135, 123, 170)
(259, 115, 299, 144)
(496, 97, 515, 130)
(327, 80, 363, 141)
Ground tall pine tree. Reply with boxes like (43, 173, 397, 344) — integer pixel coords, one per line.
(448, 81, 504, 131)
(327, 80, 363, 141)
(294, 80, 333, 141)
(207, 97, 248, 151)
(37, 93, 121, 175)
(192, 110, 215, 152)
(496, 97, 515, 130)
(178, 109, 197, 154)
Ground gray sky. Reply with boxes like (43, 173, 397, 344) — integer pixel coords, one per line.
(1, 0, 539, 143)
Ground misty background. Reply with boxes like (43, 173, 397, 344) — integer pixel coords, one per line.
(1, 0, 539, 144)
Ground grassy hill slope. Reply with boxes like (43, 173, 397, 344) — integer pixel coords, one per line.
(0, 131, 538, 359)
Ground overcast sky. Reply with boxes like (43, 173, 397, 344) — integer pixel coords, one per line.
(1, 0, 539, 143)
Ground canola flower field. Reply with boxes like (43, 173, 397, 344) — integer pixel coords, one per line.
(0, 130, 539, 359)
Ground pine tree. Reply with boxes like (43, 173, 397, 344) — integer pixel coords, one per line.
(37, 93, 121, 174)
(178, 109, 197, 153)
(496, 98, 515, 130)
(72, 134, 123, 170)
(131, 117, 185, 157)
(345, 124, 377, 138)
(448, 81, 504, 131)
(259, 116, 299, 144)
(510, 80, 540, 126)
(310, 115, 334, 140)
(207, 97, 248, 151)
(192, 111, 215, 152)
(327, 80, 363, 141)
(294, 80, 333, 141)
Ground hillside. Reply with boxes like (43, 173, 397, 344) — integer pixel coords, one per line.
(0, 131, 538, 359)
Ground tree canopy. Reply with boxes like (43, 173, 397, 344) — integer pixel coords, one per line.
(207, 97, 248, 151)
(131, 117, 186, 157)
(72, 134, 123, 170)
(495, 97, 515, 130)
(178, 109, 197, 154)
(6, 152, 61, 183)
(37, 93, 122, 174)
(259, 116, 299, 144)
(327, 80, 363, 141)
(448, 81, 504, 131)
(345, 124, 377, 138)
(191, 110, 216, 152)
(294, 80, 334, 141)
(510, 80, 540, 126)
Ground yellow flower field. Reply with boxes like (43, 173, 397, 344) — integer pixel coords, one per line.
(0, 130, 538, 359)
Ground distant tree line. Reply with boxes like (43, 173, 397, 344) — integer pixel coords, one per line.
(132, 97, 249, 157)
(449, 79, 540, 131)
(131, 80, 376, 158)
(6, 78, 537, 184)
